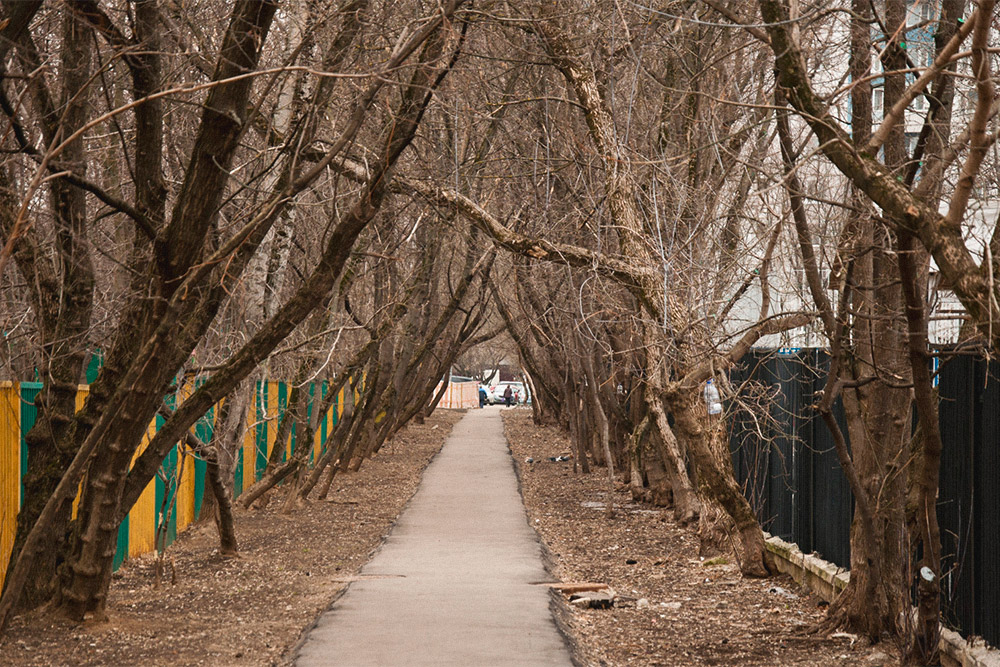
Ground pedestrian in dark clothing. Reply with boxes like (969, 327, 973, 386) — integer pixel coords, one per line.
(479, 386, 487, 408)
(503, 385, 513, 407)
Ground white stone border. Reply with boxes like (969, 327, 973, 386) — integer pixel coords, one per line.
(763, 533, 1000, 667)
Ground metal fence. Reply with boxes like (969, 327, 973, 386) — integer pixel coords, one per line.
(727, 349, 999, 646)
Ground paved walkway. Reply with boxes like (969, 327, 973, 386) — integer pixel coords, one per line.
(294, 407, 574, 666)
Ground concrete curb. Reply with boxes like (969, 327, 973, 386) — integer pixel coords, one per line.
(763, 533, 1000, 667)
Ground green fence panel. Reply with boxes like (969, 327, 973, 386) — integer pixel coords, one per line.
(112, 516, 129, 570)
(85, 349, 103, 384)
(233, 446, 244, 498)
(154, 409, 178, 551)
(193, 434, 207, 519)
(154, 444, 179, 551)
(192, 378, 212, 520)
(305, 382, 315, 462)
(18, 382, 41, 507)
(277, 381, 288, 460)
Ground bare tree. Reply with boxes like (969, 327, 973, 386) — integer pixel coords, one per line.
(1, 0, 467, 629)
(750, 0, 982, 656)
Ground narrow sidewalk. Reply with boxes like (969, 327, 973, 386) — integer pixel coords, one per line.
(294, 407, 574, 666)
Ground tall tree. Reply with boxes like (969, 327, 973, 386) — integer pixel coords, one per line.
(755, 0, 976, 655)
(1, 0, 467, 628)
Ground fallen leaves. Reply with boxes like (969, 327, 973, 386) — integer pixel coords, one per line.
(0, 410, 463, 667)
(503, 410, 900, 666)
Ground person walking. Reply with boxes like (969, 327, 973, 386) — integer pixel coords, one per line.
(479, 385, 487, 408)
(503, 384, 513, 407)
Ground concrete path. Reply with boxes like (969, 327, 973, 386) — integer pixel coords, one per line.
(294, 407, 574, 667)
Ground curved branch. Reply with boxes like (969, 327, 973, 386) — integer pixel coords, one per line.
(758, 0, 1000, 350)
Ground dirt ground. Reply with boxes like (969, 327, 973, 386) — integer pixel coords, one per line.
(502, 409, 902, 667)
(1, 407, 905, 666)
(0, 409, 464, 667)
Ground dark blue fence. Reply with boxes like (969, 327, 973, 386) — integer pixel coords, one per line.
(727, 349, 999, 645)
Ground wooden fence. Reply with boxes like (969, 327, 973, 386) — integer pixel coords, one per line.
(0, 380, 345, 587)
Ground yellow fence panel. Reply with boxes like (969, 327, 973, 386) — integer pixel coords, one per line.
(266, 381, 279, 462)
(176, 444, 195, 533)
(243, 408, 256, 493)
(128, 420, 158, 557)
(70, 387, 89, 519)
(313, 406, 323, 461)
(0, 383, 20, 586)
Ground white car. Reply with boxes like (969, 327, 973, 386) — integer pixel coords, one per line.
(492, 381, 527, 405)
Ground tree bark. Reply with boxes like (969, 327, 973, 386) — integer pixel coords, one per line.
(580, 338, 614, 482)
(644, 395, 700, 525)
(900, 233, 943, 663)
(3, 8, 96, 611)
(628, 414, 651, 502)
(667, 388, 769, 577)
(177, 425, 238, 557)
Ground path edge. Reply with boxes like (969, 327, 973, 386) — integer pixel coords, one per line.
(501, 409, 588, 667)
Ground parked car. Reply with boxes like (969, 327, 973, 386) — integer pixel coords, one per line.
(492, 381, 528, 405)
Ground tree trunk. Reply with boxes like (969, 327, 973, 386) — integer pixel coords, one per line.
(3, 9, 96, 611)
(667, 388, 769, 577)
(822, 251, 911, 640)
(524, 372, 546, 424)
(205, 440, 238, 557)
(826, 0, 913, 638)
(578, 336, 615, 516)
(645, 396, 700, 525)
(56, 382, 169, 620)
(581, 346, 613, 481)
(562, 377, 584, 473)
(198, 384, 248, 520)
(899, 233, 943, 663)
(628, 414, 651, 502)
(162, 389, 242, 555)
